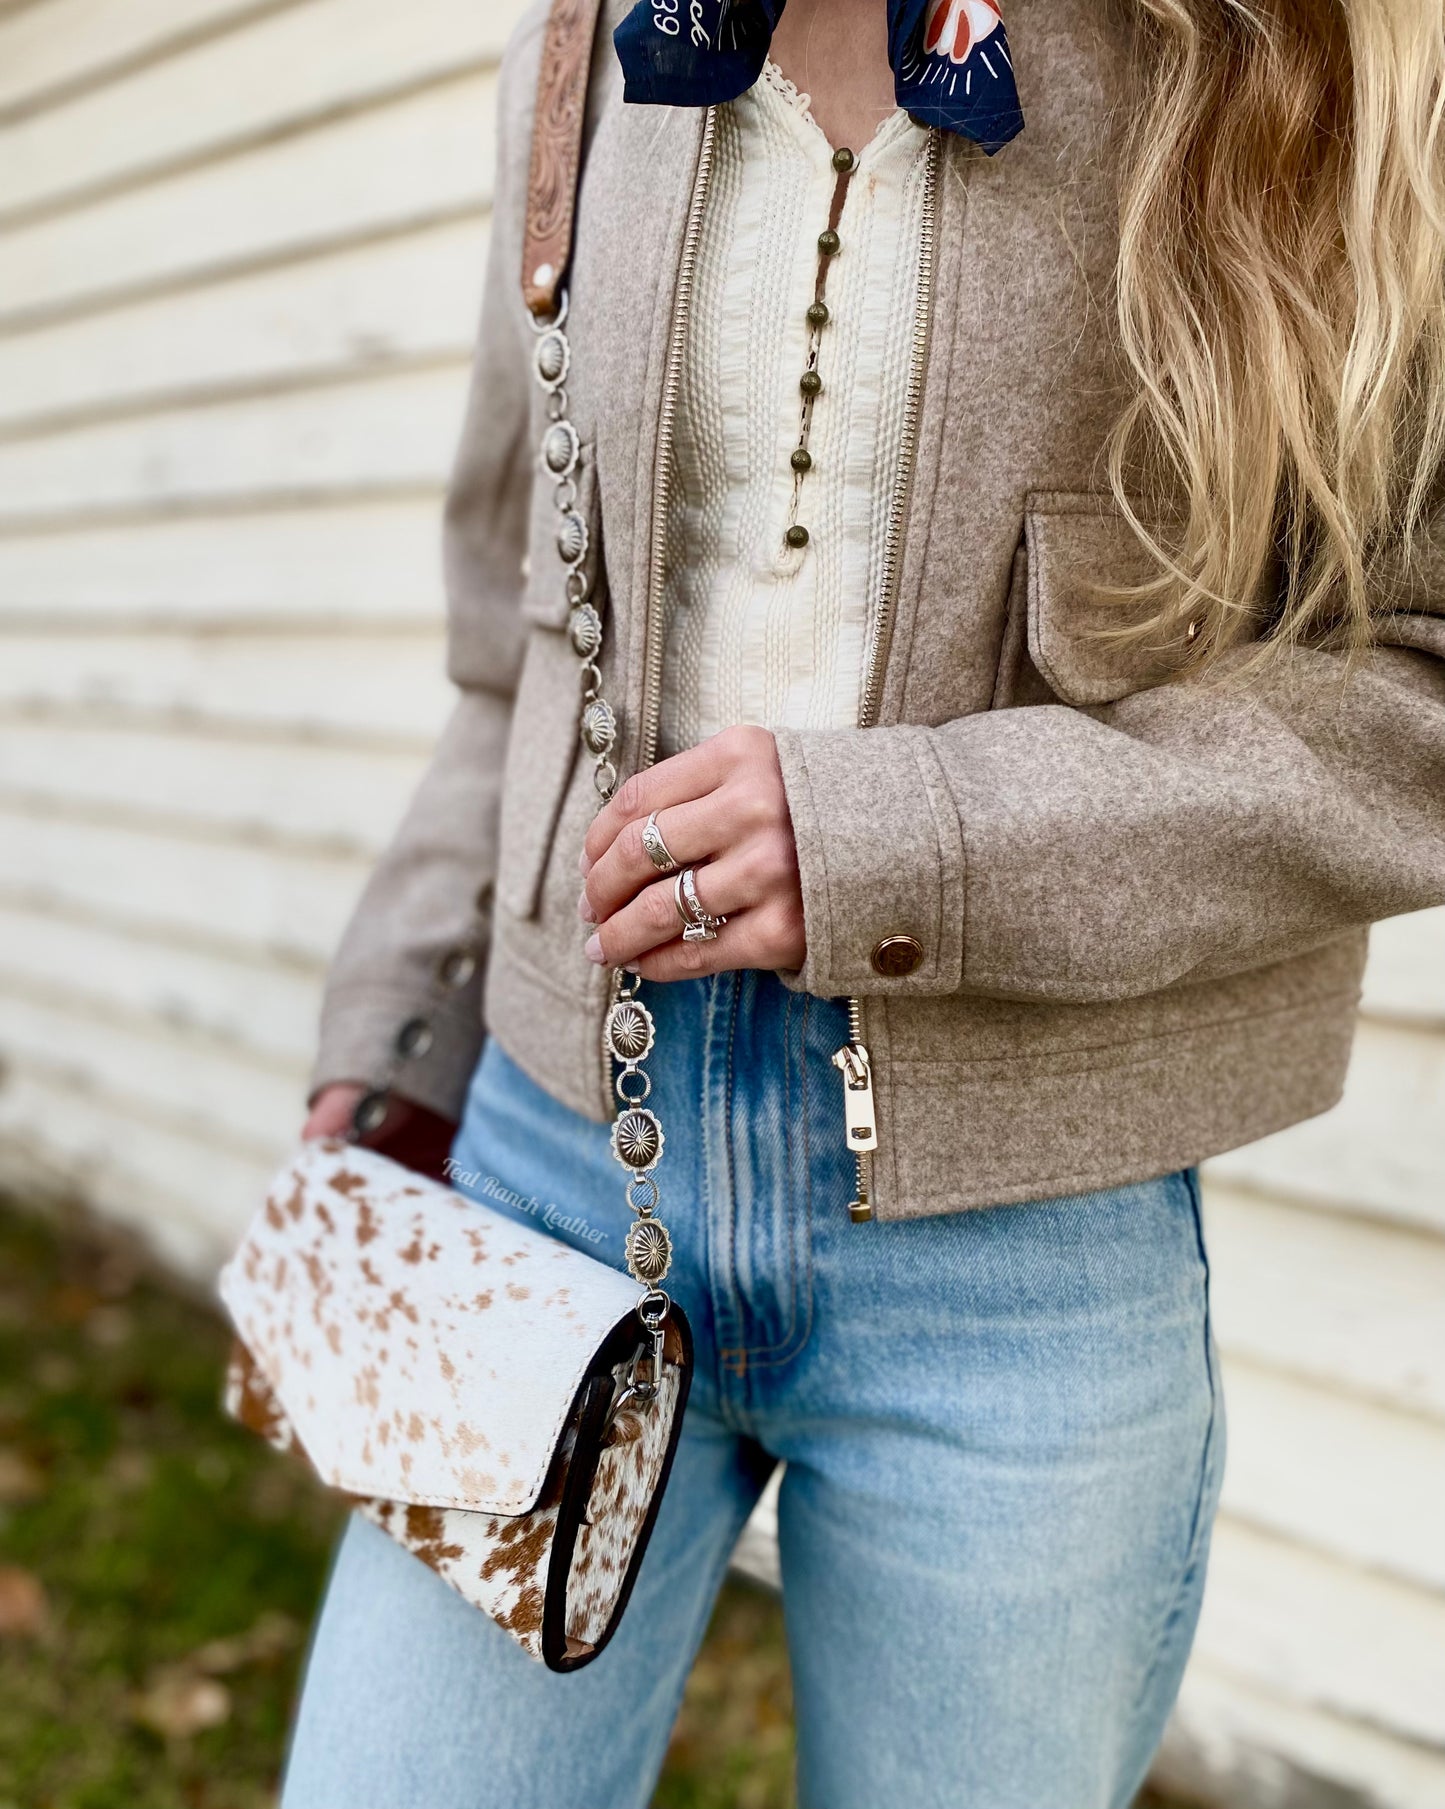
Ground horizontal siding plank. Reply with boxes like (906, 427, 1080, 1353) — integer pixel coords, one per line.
(0, 499, 448, 625)
(0, 1065, 275, 1274)
(1203, 1181, 1445, 1422)
(0, 988, 305, 1151)
(0, 630, 452, 739)
(1219, 1355, 1445, 1591)
(1208, 1019, 1445, 1237)
(0, 902, 322, 1065)
(0, 721, 428, 851)
(1159, 1660, 1445, 1809)
(0, 0, 285, 119)
(0, 216, 487, 434)
(0, 0, 510, 224)
(0, 807, 371, 962)
(1363, 907, 1445, 1029)
(0, 364, 469, 522)
(1193, 1517, 1445, 1748)
(0, 71, 497, 327)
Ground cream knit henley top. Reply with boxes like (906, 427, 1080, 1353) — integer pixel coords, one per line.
(656, 67, 931, 757)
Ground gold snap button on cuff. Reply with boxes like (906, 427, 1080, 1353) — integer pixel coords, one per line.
(871, 934, 924, 978)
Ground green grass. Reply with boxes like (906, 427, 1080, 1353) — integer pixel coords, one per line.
(0, 1196, 1185, 1809)
(0, 1199, 337, 1809)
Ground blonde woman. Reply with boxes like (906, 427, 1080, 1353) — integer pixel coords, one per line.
(281, 0, 1445, 1803)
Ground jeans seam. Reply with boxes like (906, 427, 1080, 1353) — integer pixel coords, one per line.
(1124, 1169, 1222, 1743)
(701, 976, 747, 1423)
(718, 979, 815, 1373)
(726, 986, 816, 1371)
(717, 977, 770, 1402)
(632, 1459, 779, 1809)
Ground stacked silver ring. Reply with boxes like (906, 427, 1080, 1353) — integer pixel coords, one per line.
(673, 866, 727, 943)
(641, 810, 678, 873)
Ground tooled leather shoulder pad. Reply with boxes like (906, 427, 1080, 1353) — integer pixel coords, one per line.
(522, 0, 605, 319)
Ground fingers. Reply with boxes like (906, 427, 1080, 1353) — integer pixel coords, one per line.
(581, 739, 733, 874)
(583, 852, 755, 968)
(618, 899, 804, 982)
(302, 1082, 365, 1140)
(620, 907, 763, 981)
(581, 793, 722, 924)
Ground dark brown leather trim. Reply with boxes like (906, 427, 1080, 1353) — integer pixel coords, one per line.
(541, 1305, 695, 1672)
(522, 0, 606, 319)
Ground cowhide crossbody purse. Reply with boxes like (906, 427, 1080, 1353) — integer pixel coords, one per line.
(217, 0, 695, 1673)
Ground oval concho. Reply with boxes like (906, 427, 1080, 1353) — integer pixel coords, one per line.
(581, 698, 617, 757)
(534, 328, 570, 391)
(612, 1107, 663, 1171)
(625, 1217, 672, 1286)
(556, 509, 589, 566)
(569, 602, 603, 661)
(542, 420, 581, 478)
(604, 998, 655, 1064)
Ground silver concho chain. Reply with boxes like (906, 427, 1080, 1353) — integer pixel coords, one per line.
(530, 295, 672, 1397)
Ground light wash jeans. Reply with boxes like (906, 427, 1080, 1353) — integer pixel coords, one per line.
(282, 970, 1224, 1809)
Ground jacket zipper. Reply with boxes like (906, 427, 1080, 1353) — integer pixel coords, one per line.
(637, 108, 718, 773)
(830, 126, 941, 1224)
(636, 111, 940, 1226)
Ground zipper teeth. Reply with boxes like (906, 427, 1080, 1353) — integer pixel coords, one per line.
(845, 127, 941, 1216)
(857, 126, 940, 734)
(639, 107, 719, 776)
(847, 996, 868, 1204)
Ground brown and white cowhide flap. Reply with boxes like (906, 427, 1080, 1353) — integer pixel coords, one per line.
(217, 1139, 643, 1516)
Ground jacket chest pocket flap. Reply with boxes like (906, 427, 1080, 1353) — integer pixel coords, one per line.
(1024, 491, 1182, 706)
(496, 448, 604, 921)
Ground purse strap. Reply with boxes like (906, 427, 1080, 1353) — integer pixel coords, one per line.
(354, 0, 675, 1406)
(522, 0, 606, 320)
(518, 1, 677, 1401)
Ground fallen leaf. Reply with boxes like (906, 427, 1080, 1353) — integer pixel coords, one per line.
(133, 1668, 232, 1740)
(0, 1566, 49, 1638)
(105, 1448, 153, 1492)
(92, 1247, 141, 1300)
(84, 1305, 132, 1349)
(49, 1284, 99, 1326)
(0, 1450, 45, 1505)
(33, 1354, 79, 1393)
(190, 1611, 299, 1675)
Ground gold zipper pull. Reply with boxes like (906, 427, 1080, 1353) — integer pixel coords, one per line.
(832, 1040, 878, 1222)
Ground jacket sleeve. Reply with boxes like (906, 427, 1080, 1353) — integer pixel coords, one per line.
(772, 558, 1445, 1005)
(307, 22, 540, 1118)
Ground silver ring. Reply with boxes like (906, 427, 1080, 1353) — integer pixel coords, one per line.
(674, 866, 727, 943)
(641, 810, 678, 874)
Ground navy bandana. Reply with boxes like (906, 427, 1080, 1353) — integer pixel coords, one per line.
(614, 0, 1024, 155)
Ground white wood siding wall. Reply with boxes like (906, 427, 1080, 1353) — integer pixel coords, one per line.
(0, 0, 508, 1272)
(0, 6, 1440, 1805)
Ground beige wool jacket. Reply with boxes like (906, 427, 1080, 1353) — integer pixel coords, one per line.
(312, 0, 1445, 1222)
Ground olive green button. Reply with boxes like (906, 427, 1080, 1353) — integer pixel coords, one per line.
(791, 447, 813, 473)
(785, 524, 810, 549)
(799, 369, 823, 398)
(807, 301, 830, 328)
(818, 229, 841, 256)
(832, 147, 857, 173)
(871, 934, 925, 978)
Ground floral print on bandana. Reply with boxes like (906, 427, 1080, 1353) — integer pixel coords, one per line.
(614, 0, 1025, 155)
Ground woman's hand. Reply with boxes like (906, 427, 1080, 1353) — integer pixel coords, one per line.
(579, 725, 806, 981)
(303, 1083, 365, 1140)
(302, 1083, 457, 1182)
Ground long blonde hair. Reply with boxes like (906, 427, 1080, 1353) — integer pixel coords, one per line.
(1109, 0, 1445, 672)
